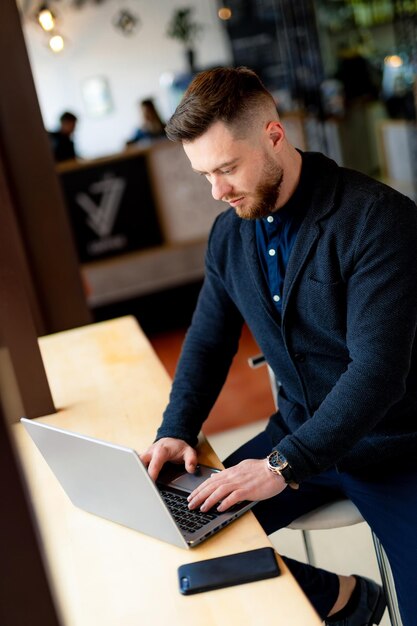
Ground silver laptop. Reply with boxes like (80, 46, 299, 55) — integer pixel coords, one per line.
(21, 418, 255, 549)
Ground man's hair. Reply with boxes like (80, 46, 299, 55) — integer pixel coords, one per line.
(165, 66, 276, 142)
(60, 111, 77, 123)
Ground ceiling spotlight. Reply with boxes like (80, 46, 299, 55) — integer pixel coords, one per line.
(218, 7, 232, 20)
(113, 9, 140, 36)
(37, 4, 55, 31)
(384, 55, 403, 68)
(49, 34, 65, 53)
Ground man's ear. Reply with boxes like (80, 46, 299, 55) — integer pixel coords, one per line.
(266, 121, 285, 150)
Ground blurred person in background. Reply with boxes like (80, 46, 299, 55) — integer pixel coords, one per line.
(126, 98, 165, 146)
(48, 111, 78, 162)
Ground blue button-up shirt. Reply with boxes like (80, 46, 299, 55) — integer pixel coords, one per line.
(256, 156, 310, 314)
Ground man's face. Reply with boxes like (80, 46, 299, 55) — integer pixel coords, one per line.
(183, 121, 283, 220)
(61, 120, 76, 136)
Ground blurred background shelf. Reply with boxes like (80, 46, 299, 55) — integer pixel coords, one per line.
(82, 239, 207, 307)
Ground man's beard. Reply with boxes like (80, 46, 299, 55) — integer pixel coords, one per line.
(234, 155, 284, 220)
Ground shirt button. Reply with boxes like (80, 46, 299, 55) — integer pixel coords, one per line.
(268, 249, 276, 256)
(267, 216, 274, 223)
(273, 295, 280, 302)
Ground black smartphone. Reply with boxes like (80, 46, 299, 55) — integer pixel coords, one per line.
(178, 546, 280, 595)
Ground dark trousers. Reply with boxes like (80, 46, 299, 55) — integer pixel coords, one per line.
(223, 431, 417, 625)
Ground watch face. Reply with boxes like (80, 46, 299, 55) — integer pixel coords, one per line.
(269, 450, 288, 470)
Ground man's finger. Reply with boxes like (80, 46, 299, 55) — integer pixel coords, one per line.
(187, 484, 214, 509)
(139, 449, 152, 466)
(199, 483, 234, 512)
(189, 480, 233, 511)
(147, 447, 169, 481)
(216, 492, 241, 512)
(184, 446, 198, 473)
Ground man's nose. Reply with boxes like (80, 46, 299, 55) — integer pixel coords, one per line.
(211, 176, 232, 202)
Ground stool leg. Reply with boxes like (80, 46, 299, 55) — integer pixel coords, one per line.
(301, 529, 317, 566)
(372, 532, 402, 626)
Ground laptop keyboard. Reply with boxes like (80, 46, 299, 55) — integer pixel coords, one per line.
(160, 489, 219, 534)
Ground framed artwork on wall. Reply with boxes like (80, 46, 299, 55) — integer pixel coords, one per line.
(81, 76, 113, 118)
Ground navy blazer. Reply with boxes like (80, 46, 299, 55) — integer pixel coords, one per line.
(157, 152, 417, 482)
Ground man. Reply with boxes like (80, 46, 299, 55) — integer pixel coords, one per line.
(141, 67, 417, 625)
(48, 111, 78, 162)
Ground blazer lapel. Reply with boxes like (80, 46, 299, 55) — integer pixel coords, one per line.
(281, 217, 320, 322)
(239, 219, 281, 323)
(282, 152, 340, 323)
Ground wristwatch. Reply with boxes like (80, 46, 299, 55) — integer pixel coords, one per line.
(267, 450, 299, 490)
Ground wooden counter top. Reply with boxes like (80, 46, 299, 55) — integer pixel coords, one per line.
(13, 316, 320, 626)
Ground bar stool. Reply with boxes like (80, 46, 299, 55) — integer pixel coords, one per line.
(288, 501, 401, 626)
(248, 355, 402, 626)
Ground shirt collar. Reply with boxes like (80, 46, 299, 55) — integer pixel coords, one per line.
(262, 150, 310, 225)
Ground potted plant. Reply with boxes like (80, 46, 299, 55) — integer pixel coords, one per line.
(166, 7, 203, 74)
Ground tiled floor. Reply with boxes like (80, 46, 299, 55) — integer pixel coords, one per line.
(150, 323, 275, 435)
(150, 324, 391, 626)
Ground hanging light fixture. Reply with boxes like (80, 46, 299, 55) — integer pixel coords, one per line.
(49, 33, 65, 52)
(37, 4, 56, 31)
(384, 55, 403, 68)
(113, 9, 140, 36)
(218, 6, 232, 21)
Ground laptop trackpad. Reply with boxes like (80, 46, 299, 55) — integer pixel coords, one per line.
(159, 463, 221, 493)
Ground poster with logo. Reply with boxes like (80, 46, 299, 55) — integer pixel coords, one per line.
(58, 153, 162, 263)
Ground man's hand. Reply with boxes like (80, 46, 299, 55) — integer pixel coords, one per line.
(187, 458, 287, 513)
(140, 437, 198, 482)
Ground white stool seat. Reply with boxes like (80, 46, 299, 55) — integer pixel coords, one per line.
(288, 499, 364, 531)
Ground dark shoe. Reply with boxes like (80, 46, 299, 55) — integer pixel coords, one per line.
(325, 576, 386, 625)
